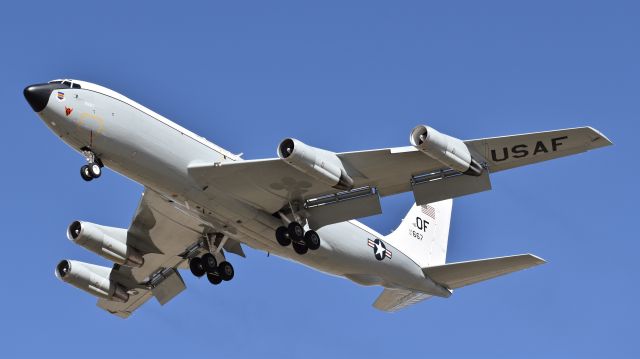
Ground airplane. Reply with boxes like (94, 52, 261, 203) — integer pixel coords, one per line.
(24, 79, 612, 317)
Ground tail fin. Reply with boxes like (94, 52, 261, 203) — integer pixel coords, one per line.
(385, 199, 453, 268)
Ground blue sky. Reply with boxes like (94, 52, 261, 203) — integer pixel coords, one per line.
(1, 1, 636, 357)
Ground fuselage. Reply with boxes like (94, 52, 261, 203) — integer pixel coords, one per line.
(28, 79, 448, 296)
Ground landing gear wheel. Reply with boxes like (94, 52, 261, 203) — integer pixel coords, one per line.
(288, 221, 305, 241)
(218, 261, 234, 281)
(292, 241, 308, 255)
(201, 253, 218, 273)
(304, 230, 321, 250)
(88, 162, 101, 178)
(80, 165, 93, 181)
(275, 226, 291, 246)
(189, 257, 206, 277)
(207, 271, 222, 285)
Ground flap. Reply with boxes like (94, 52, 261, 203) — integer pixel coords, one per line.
(306, 187, 382, 229)
(151, 268, 186, 305)
(411, 169, 491, 206)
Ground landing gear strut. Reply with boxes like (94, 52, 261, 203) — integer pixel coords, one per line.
(79, 148, 103, 182)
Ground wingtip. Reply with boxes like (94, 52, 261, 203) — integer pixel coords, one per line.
(586, 126, 614, 147)
(526, 253, 547, 265)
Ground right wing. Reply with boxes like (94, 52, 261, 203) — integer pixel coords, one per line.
(98, 188, 244, 318)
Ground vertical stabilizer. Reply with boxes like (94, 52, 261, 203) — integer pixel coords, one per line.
(384, 199, 452, 268)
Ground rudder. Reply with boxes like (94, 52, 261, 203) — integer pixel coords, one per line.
(384, 199, 452, 268)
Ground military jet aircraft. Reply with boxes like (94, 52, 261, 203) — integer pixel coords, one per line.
(24, 79, 611, 317)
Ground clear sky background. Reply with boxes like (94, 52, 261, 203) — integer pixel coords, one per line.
(1, 1, 636, 357)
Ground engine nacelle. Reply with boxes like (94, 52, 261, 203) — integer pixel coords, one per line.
(410, 125, 483, 176)
(277, 138, 354, 190)
(67, 221, 144, 267)
(55, 260, 129, 302)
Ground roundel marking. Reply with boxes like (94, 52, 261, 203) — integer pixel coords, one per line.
(367, 238, 392, 261)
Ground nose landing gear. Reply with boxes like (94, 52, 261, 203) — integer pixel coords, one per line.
(79, 148, 103, 182)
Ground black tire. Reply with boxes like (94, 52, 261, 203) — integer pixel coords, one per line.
(275, 226, 291, 246)
(288, 222, 304, 241)
(207, 271, 222, 285)
(292, 241, 308, 255)
(189, 257, 206, 277)
(80, 165, 93, 181)
(218, 261, 234, 281)
(88, 162, 101, 178)
(304, 230, 321, 250)
(201, 253, 218, 273)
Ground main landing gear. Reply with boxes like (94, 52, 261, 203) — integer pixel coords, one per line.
(188, 234, 235, 286)
(189, 255, 235, 285)
(79, 148, 103, 182)
(275, 216, 321, 255)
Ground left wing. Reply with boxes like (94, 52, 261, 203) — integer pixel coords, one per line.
(188, 126, 611, 225)
(98, 189, 243, 318)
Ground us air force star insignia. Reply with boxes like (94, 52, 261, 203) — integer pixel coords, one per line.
(367, 238, 392, 261)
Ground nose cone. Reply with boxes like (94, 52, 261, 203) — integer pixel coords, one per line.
(23, 82, 68, 112)
(24, 83, 53, 112)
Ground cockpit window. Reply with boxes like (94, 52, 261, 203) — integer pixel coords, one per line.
(47, 80, 80, 89)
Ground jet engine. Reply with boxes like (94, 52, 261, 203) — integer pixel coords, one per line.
(410, 125, 483, 176)
(55, 260, 129, 302)
(67, 221, 144, 267)
(277, 138, 354, 190)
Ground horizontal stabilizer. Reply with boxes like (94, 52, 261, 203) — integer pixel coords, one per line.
(423, 254, 545, 289)
(373, 288, 433, 312)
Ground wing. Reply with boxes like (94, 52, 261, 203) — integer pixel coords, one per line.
(97, 188, 244, 318)
(188, 127, 611, 224)
(373, 288, 433, 312)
